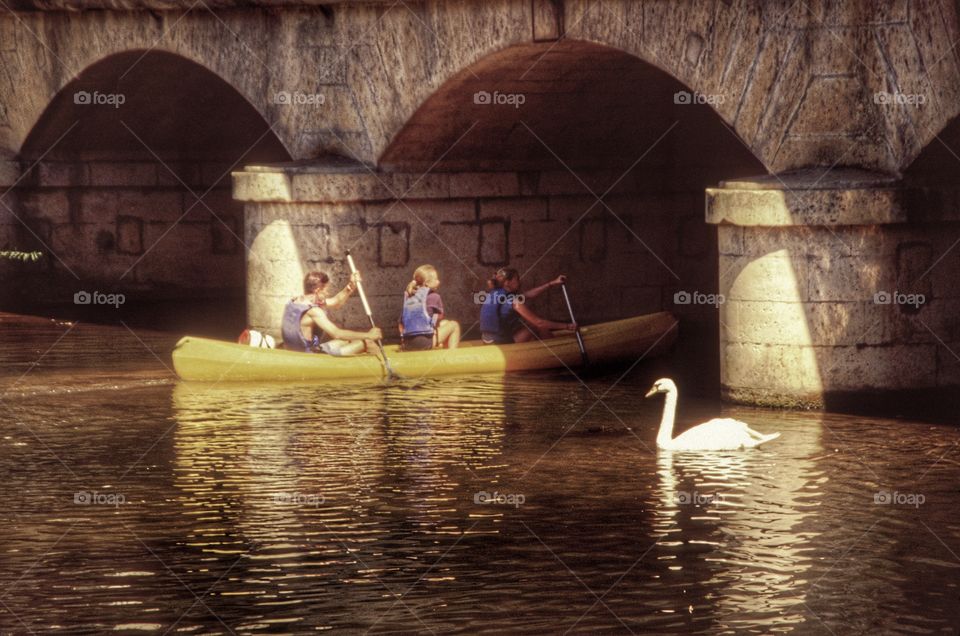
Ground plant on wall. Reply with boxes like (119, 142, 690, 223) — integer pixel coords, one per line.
(0, 250, 43, 262)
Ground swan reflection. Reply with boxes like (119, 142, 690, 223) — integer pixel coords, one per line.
(652, 411, 826, 631)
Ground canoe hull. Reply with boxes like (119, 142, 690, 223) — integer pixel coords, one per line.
(171, 312, 678, 382)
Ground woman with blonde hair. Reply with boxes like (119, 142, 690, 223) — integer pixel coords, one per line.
(398, 264, 461, 351)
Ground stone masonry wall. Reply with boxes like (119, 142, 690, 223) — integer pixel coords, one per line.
(242, 169, 717, 353)
(719, 222, 960, 405)
(10, 160, 245, 304)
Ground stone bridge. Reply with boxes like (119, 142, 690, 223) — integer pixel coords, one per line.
(3, 0, 960, 410)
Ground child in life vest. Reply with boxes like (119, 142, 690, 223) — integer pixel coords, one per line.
(479, 267, 575, 344)
(398, 264, 461, 351)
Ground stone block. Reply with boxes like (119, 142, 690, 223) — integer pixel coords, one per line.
(532, 0, 562, 41)
(895, 241, 933, 299)
(89, 162, 157, 187)
(19, 191, 70, 224)
(578, 216, 606, 263)
(246, 218, 307, 264)
(479, 219, 509, 266)
(722, 342, 824, 395)
(936, 343, 960, 387)
(79, 190, 123, 224)
(537, 171, 594, 196)
(116, 191, 185, 223)
(726, 299, 866, 347)
(436, 221, 481, 269)
(547, 195, 598, 222)
(34, 162, 85, 187)
(404, 199, 476, 226)
(480, 197, 548, 222)
(394, 173, 450, 200)
(818, 344, 937, 391)
(291, 172, 391, 202)
(377, 222, 410, 268)
(807, 255, 894, 302)
(259, 202, 351, 226)
(116, 215, 143, 255)
(233, 170, 293, 202)
(136, 223, 210, 285)
(327, 222, 378, 267)
(212, 214, 241, 255)
(514, 220, 568, 263)
(0, 160, 19, 187)
(718, 226, 744, 256)
(0, 18, 15, 51)
(723, 250, 810, 302)
(706, 179, 905, 227)
(157, 162, 203, 188)
(449, 172, 521, 198)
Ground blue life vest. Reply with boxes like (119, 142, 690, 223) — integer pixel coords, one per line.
(479, 288, 517, 340)
(281, 299, 323, 352)
(401, 286, 437, 337)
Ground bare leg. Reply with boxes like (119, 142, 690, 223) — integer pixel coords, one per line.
(337, 339, 368, 356)
(514, 323, 553, 343)
(436, 319, 461, 349)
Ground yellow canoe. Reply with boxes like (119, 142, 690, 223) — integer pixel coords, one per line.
(171, 312, 677, 382)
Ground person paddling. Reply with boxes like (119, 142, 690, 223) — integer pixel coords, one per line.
(281, 271, 382, 355)
(479, 268, 576, 344)
(398, 264, 461, 350)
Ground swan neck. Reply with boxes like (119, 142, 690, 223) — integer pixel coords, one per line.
(657, 388, 678, 446)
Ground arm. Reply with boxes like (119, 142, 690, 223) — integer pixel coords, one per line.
(513, 300, 573, 332)
(323, 273, 359, 310)
(523, 274, 566, 301)
(309, 307, 378, 341)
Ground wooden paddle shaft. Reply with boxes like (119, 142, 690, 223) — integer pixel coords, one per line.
(561, 283, 588, 362)
(345, 252, 374, 320)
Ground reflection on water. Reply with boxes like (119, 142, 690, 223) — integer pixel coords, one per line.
(2, 316, 960, 633)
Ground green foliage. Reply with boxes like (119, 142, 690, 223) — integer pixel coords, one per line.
(0, 250, 43, 262)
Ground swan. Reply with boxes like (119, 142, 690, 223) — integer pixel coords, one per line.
(644, 378, 780, 451)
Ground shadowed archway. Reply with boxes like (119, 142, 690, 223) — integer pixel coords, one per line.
(380, 40, 767, 395)
(12, 50, 291, 336)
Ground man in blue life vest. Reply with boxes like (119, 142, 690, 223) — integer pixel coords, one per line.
(281, 270, 382, 355)
(480, 268, 575, 344)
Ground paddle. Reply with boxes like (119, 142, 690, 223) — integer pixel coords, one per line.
(345, 250, 397, 379)
(561, 282, 589, 367)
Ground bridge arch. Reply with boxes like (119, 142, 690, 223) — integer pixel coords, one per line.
(12, 49, 291, 335)
(376, 39, 767, 394)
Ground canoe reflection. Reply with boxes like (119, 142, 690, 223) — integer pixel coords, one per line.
(171, 379, 507, 565)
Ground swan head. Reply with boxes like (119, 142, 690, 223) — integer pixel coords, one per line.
(644, 378, 677, 398)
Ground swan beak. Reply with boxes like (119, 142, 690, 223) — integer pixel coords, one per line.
(644, 386, 657, 398)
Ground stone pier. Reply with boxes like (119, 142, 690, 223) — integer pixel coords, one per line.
(708, 171, 960, 409)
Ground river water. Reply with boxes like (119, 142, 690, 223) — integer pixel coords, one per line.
(1, 312, 959, 634)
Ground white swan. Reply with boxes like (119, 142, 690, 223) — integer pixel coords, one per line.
(645, 378, 780, 451)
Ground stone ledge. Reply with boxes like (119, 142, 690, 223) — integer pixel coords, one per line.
(234, 161, 642, 203)
(706, 169, 906, 226)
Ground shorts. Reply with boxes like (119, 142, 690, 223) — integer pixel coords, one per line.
(481, 331, 513, 345)
(319, 340, 349, 356)
(402, 334, 433, 351)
